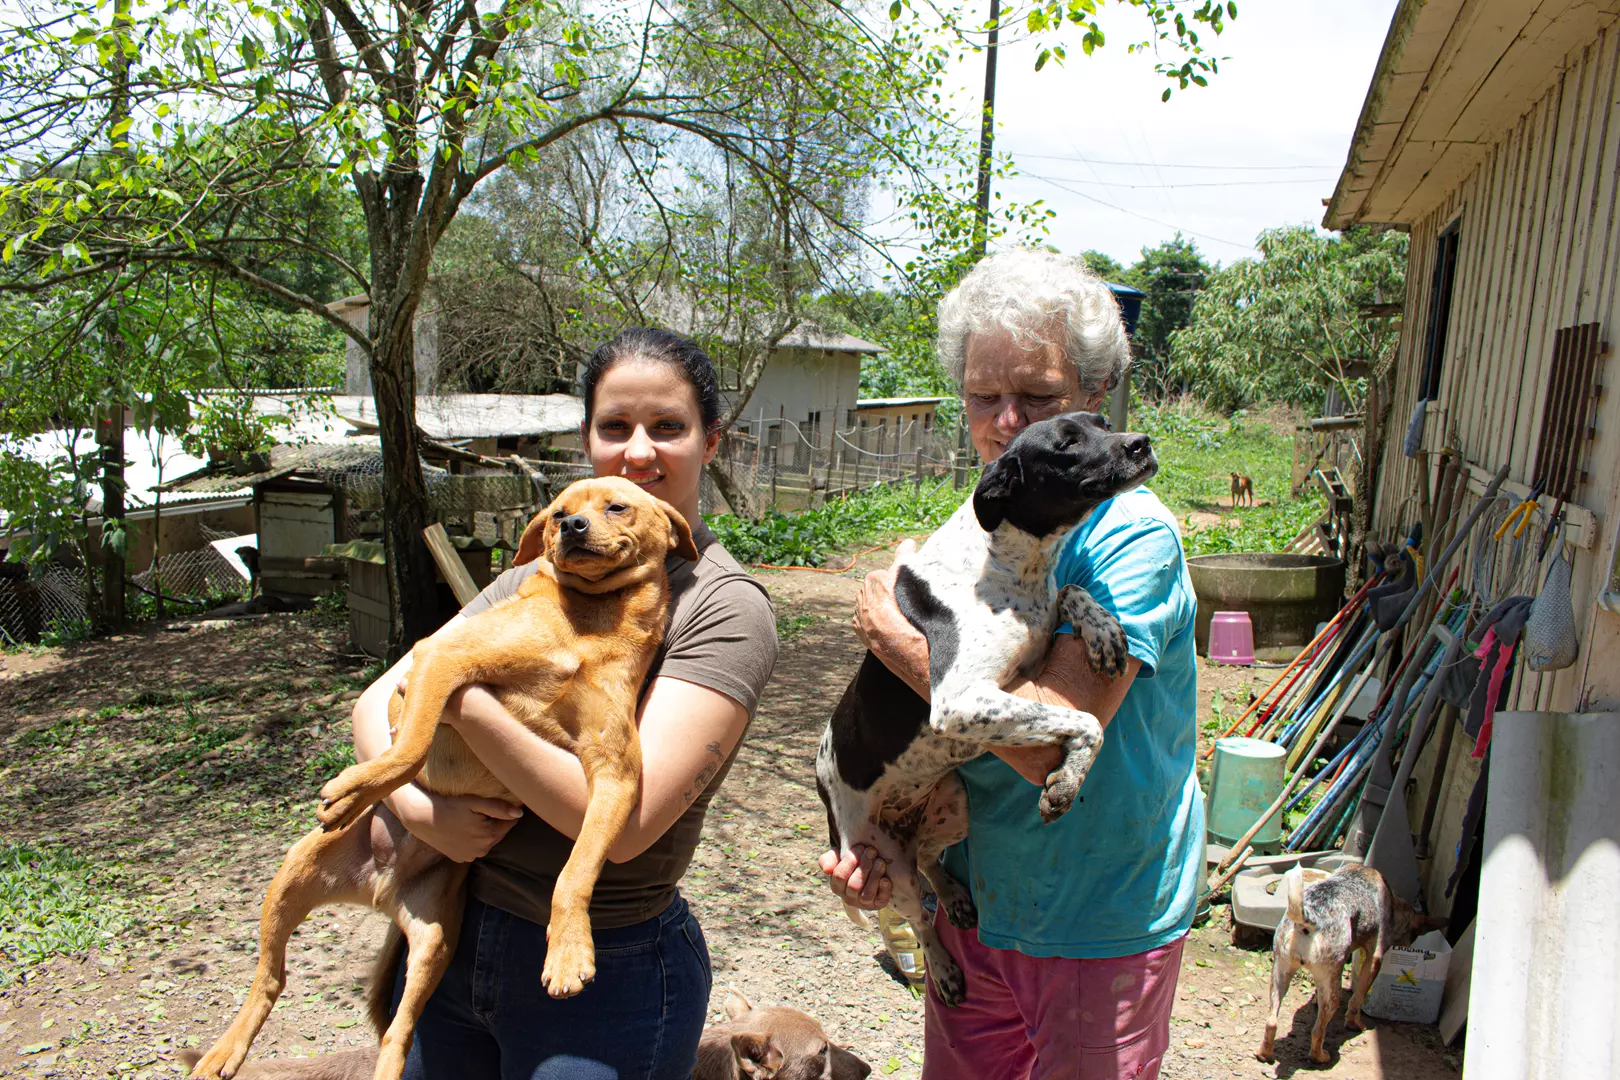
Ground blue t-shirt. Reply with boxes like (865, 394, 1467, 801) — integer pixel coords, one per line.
(940, 488, 1203, 959)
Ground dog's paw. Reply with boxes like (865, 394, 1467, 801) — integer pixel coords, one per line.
(928, 953, 967, 1008)
(938, 883, 978, 930)
(542, 931, 596, 999)
(1057, 585, 1129, 678)
(1254, 1045, 1276, 1064)
(1345, 1009, 1368, 1032)
(1310, 1048, 1332, 1065)
(1038, 773, 1080, 822)
(187, 1040, 246, 1079)
(316, 767, 378, 831)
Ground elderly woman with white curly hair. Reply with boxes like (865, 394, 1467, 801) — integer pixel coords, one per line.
(820, 249, 1203, 1080)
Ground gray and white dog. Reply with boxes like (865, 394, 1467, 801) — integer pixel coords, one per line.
(814, 412, 1157, 1005)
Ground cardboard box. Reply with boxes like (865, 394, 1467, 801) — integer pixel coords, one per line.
(1363, 930, 1451, 1024)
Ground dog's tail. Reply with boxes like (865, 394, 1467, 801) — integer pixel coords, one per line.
(365, 922, 408, 1037)
(176, 1048, 378, 1080)
(1285, 867, 1316, 933)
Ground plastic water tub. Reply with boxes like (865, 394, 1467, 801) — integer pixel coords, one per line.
(1206, 737, 1287, 855)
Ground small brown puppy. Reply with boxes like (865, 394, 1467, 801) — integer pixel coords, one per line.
(1257, 864, 1447, 1064)
(1230, 472, 1255, 508)
(177, 988, 871, 1080)
(190, 477, 698, 1080)
(698, 990, 871, 1080)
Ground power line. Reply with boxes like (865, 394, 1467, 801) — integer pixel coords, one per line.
(1022, 171, 1339, 190)
(1003, 149, 1341, 172)
(1021, 171, 1256, 254)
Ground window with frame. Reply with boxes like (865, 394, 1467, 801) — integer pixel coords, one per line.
(1418, 221, 1462, 401)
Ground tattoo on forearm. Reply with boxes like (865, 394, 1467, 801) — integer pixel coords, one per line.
(681, 741, 724, 804)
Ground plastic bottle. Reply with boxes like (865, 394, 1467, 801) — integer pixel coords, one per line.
(876, 908, 927, 986)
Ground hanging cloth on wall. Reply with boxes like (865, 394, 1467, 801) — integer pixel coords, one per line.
(1464, 596, 1531, 758)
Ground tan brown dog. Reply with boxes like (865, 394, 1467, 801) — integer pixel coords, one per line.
(1230, 472, 1255, 507)
(700, 989, 872, 1080)
(189, 477, 698, 1080)
(177, 988, 871, 1080)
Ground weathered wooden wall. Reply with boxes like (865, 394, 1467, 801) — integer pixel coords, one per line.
(1374, 22, 1620, 716)
(1370, 22, 1620, 912)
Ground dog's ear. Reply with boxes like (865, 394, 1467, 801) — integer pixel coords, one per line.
(515, 493, 565, 566)
(972, 454, 1023, 532)
(731, 1033, 783, 1078)
(722, 987, 753, 1021)
(656, 498, 701, 562)
(830, 1045, 873, 1080)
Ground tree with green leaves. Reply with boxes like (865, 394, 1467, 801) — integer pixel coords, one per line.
(1169, 225, 1406, 411)
(1, 0, 1232, 652)
(1120, 233, 1209, 400)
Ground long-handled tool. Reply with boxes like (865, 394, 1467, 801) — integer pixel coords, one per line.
(1207, 466, 1510, 890)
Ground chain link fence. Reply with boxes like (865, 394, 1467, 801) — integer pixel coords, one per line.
(0, 562, 92, 646)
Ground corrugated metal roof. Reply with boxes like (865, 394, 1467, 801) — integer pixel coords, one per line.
(164, 438, 383, 494)
(855, 396, 951, 408)
(332, 394, 584, 439)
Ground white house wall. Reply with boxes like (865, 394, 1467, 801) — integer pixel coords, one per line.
(725, 349, 863, 463)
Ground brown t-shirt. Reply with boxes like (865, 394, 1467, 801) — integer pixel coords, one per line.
(457, 521, 777, 928)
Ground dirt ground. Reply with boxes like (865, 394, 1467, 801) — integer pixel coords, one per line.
(0, 553, 1459, 1080)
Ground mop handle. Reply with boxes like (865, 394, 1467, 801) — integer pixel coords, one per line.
(1209, 465, 1510, 880)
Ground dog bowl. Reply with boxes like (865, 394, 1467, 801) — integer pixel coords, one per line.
(1208, 611, 1256, 666)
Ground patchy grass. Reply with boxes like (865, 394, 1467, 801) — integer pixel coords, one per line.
(0, 843, 134, 982)
(1133, 399, 1324, 556)
(711, 398, 1322, 566)
(774, 608, 822, 644)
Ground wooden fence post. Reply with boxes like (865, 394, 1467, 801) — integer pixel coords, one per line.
(768, 445, 779, 511)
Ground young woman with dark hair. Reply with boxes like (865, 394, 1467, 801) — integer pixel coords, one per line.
(348, 328, 778, 1079)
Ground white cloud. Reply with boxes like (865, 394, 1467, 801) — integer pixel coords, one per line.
(978, 0, 1398, 266)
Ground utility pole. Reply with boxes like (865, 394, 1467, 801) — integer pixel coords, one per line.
(970, 0, 1001, 261)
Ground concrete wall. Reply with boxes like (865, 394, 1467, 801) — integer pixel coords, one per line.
(1465, 711, 1620, 1079)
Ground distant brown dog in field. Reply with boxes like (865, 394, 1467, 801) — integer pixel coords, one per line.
(1231, 472, 1254, 508)
(189, 477, 698, 1080)
(179, 987, 871, 1080)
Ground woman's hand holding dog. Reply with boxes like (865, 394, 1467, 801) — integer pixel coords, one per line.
(384, 782, 523, 863)
(853, 541, 932, 699)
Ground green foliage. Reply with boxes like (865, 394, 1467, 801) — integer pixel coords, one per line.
(1118, 234, 1211, 400)
(773, 609, 821, 644)
(1130, 399, 1323, 556)
(0, 843, 133, 980)
(306, 742, 356, 784)
(707, 478, 970, 567)
(1079, 249, 1124, 279)
(1170, 226, 1406, 411)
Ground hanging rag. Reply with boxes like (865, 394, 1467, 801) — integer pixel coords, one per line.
(1524, 522, 1578, 671)
(1464, 596, 1531, 758)
(1403, 398, 1427, 457)
(1367, 547, 1418, 631)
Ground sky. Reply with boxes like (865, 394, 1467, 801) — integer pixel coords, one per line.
(966, 0, 1400, 268)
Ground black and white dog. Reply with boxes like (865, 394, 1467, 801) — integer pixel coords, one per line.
(814, 412, 1157, 1005)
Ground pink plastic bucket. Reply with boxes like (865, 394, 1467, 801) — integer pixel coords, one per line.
(1209, 610, 1256, 666)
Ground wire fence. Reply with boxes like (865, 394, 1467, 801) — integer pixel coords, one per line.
(708, 417, 971, 514)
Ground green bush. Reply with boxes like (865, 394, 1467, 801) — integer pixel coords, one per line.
(707, 478, 970, 567)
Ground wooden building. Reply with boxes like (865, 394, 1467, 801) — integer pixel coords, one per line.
(1327, 3, 1620, 1073)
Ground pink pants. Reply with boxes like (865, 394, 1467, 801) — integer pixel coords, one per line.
(921, 914, 1186, 1080)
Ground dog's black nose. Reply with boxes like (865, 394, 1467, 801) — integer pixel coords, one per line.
(561, 514, 591, 535)
(1123, 434, 1152, 457)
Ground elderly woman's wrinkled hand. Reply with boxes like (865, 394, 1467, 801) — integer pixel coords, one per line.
(818, 845, 892, 910)
(852, 540, 931, 695)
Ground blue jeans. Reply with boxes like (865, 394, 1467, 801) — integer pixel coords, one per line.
(392, 893, 713, 1080)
